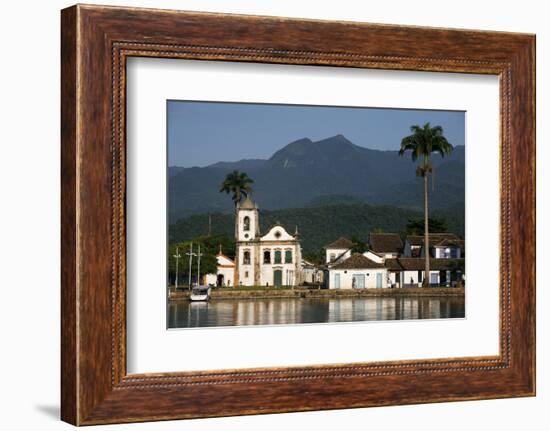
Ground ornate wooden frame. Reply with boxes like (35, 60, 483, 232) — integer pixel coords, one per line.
(61, 4, 536, 426)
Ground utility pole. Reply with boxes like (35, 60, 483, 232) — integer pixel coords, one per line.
(186, 242, 196, 290)
(173, 246, 182, 292)
(196, 244, 203, 286)
(208, 213, 212, 237)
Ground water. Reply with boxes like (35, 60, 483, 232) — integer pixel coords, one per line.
(168, 296, 465, 329)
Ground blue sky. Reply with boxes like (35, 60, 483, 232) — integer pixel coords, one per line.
(168, 100, 465, 167)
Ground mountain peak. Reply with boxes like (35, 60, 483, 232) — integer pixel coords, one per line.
(268, 137, 314, 163)
(268, 134, 364, 169)
(290, 137, 314, 145)
(330, 133, 350, 141)
(316, 134, 354, 147)
(169, 133, 465, 220)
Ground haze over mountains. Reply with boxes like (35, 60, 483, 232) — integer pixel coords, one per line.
(168, 134, 465, 222)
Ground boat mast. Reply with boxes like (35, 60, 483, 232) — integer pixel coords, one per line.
(173, 246, 181, 292)
(186, 242, 196, 290)
(196, 244, 203, 285)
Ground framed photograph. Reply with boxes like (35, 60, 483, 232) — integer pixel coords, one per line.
(61, 4, 535, 425)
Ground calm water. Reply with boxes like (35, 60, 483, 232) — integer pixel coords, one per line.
(168, 296, 465, 329)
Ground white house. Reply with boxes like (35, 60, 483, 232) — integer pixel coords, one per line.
(234, 196, 303, 287)
(301, 259, 324, 284)
(432, 237, 464, 259)
(328, 253, 388, 289)
(324, 237, 354, 265)
(204, 249, 235, 287)
(403, 233, 462, 258)
(385, 257, 464, 288)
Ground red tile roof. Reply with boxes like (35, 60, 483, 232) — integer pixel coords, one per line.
(325, 237, 355, 249)
(332, 253, 385, 270)
(406, 233, 461, 246)
(384, 258, 464, 271)
(369, 233, 403, 253)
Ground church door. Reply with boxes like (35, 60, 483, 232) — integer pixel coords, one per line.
(273, 269, 283, 287)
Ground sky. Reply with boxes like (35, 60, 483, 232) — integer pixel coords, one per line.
(167, 100, 465, 168)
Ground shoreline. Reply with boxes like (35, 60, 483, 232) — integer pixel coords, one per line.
(168, 287, 465, 301)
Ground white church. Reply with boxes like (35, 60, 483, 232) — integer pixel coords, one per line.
(205, 196, 304, 287)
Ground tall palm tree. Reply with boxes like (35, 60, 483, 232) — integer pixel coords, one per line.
(399, 123, 454, 286)
(219, 170, 254, 207)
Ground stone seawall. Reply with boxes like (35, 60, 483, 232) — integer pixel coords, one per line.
(169, 287, 465, 301)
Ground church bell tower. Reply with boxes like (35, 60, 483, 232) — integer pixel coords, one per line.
(236, 196, 260, 242)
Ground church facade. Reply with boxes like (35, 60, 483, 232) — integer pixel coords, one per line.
(234, 196, 302, 287)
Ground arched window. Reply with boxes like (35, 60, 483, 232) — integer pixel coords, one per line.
(285, 249, 292, 263)
(274, 250, 282, 264)
(243, 250, 251, 265)
(263, 250, 271, 264)
(243, 216, 250, 231)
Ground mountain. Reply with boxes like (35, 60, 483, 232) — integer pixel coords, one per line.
(168, 134, 465, 221)
(209, 159, 267, 171)
(169, 203, 465, 258)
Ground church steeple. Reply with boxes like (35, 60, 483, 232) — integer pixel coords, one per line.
(238, 195, 256, 210)
(236, 196, 259, 241)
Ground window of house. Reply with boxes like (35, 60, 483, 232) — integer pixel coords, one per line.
(243, 250, 251, 265)
(245, 271, 249, 278)
(285, 250, 292, 263)
(263, 250, 271, 264)
(243, 216, 250, 231)
(329, 253, 336, 262)
(274, 250, 282, 264)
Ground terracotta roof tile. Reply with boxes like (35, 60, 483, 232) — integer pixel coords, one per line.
(369, 233, 403, 253)
(325, 237, 354, 249)
(332, 253, 385, 270)
(406, 233, 460, 246)
(386, 258, 464, 271)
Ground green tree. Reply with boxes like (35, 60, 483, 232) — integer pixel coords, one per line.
(406, 217, 448, 235)
(219, 170, 254, 207)
(350, 235, 369, 254)
(399, 123, 454, 286)
(303, 249, 325, 265)
(197, 234, 236, 259)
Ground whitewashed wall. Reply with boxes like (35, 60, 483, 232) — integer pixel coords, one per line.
(329, 268, 388, 289)
(326, 248, 351, 264)
(402, 270, 441, 287)
(237, 208, 258, 241)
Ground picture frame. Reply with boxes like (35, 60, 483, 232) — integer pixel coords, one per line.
(61, 4, 535, 425)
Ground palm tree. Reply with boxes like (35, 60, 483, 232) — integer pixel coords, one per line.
(399, 123, 454, 286)
(219, 170, 254, 207)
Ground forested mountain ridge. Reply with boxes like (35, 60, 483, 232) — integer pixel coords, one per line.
(169, 134, 465, 221)
(169, 202, 464, 259)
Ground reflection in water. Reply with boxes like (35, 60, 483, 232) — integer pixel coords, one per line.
(168, 296, 465, 329)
